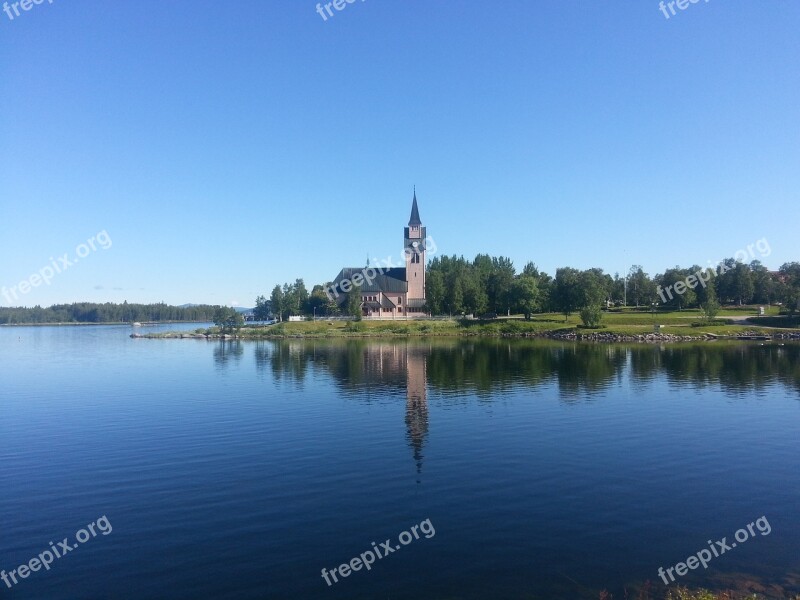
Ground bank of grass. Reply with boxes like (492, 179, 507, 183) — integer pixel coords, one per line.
(155, 306, 794, 340)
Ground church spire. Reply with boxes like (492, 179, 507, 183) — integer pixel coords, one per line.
(409, 188, 422, 226)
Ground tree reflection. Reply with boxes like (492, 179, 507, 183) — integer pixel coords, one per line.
(247, 339, 799, 475)
(213, 340, 243, 368)
(255, 339, 800, 399)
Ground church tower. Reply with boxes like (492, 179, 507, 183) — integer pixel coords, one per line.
(404, 189, 426, 305)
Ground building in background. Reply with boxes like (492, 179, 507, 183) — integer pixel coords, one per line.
(329, 191, 428, 317)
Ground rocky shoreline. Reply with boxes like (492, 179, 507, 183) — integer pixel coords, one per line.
(131, 330, 800, 343)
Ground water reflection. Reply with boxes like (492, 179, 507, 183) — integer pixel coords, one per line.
(199, 338, 800, 598)
(405, 347, 428, 475)
(243, 339, 800, 399)
(237, 339, 800, 478)
(213, 339, 243, 368)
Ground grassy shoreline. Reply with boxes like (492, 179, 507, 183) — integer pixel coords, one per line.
(131, 310, 800, 342)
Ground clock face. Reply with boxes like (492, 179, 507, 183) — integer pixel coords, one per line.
(412, 241, 419, 248)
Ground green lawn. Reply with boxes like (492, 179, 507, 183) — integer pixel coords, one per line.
(177, 306, 796, 339)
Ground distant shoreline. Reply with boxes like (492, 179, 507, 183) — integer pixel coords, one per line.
(1, 321, 209, 327)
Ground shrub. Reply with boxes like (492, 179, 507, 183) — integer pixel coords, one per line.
(700, 299, 720, 322)
(344, 321, 366, 333)
(691, 320, 728, 328)
(500, 320, 525, 334)
(579, 305, 603, 328)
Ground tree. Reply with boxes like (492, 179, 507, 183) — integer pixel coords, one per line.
(511, 276, 539, 320)
(294, 278, 309, 314)
(554, 267, 582, 321)
(309, 284, 330, 317)
(577, 269, 607, 326)
(700, 280, 720, 322)
(611, 272, 626, 306)
(579, 268, 610, 308)
(425, 270, 446, 315)
(627, 266, 654, 307)
(462, 270, 488, 315)
(345, 285, 362, 319)
(521, 261, 541, 278)
(730, 263, 754, 305)
(253, 295, 271, 321)
(487, 256, 515, 314)
(750, 261, 776, 305)
(779, 262, 800, 316)
(537, 272, 555, 313)
(449, 278, 465, 315)
(213, 306, 243, 334)
(692, 266, 716, 307)
(715, 258, 738, 304)
(701, 298, 720, 322)
(658, 267, 696, 310)
(270, 285, 284, 321)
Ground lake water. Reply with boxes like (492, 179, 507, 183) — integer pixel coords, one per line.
(1, 325, 799, 599)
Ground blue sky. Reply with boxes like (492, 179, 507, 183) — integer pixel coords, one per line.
(1, 1, 798, 307)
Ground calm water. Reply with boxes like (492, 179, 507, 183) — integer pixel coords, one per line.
(1, 325, 799, 599)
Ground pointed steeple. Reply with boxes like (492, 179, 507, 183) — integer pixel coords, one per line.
(409, 187, 422, 226)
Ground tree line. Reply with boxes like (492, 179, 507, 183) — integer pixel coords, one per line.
(425, 255, 800, 322)
(258, 256, 800, 325)
(0, 302, 219, 325)
(255, 280, 344, 322)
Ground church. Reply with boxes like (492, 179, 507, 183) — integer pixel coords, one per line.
(327, 191, 428, 317)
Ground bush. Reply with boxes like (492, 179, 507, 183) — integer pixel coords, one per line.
(344, 321, 366, 333)
(700, 299, 720, 322)
(579, 305, 603, 328)
(500, 320, 526, 334)
(691, 320, 728, 328)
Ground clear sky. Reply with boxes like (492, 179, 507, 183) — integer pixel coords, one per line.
(1, 1, 798, 307)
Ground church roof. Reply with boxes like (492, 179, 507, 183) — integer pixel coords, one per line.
(330, 267, 408, 297)
(409, 191, 422, 226)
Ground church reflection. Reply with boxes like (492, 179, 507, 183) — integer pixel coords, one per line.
(405, 347, 429, 474)
(344, 342, 430, 474)
(246, 339, 800, 473)
(251, 340, 431, 473)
